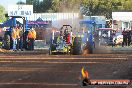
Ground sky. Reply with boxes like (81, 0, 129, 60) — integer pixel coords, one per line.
(0, 0, 26, 11)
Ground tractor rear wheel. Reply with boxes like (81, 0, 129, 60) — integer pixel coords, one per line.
(72, 37, 82, 55)
(86, 41, 93, 54)
(3, 35, 10, 50)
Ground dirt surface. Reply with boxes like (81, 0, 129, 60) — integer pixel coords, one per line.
(0, 53, 131, 88)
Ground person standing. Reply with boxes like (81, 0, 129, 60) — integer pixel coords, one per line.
(122, 28, 127, 47)
(27, 28, 36, 50)
(27, 28, 33, 50)
(11, 27, 17, 51)
(18, 26, 23, 50)
(16, 26, 20, 50)
(32, 28, 36, 50)
(127, 30, 131, 46)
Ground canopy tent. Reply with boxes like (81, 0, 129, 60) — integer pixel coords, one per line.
(28, 18, 52, 28)
(36, 17, 43, 22)
(28, 18, 50, 25)
(1, 19, 22, 27)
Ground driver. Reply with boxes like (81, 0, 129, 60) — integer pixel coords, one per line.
(64, 27, 68, 40)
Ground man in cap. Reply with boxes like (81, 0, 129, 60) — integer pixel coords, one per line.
(27, 27, 36, 50)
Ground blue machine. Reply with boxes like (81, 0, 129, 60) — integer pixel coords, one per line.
(2, 16, 29, 50)
(80, 20, 96, 54)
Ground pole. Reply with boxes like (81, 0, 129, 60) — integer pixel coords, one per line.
(25, 17, 28, 31)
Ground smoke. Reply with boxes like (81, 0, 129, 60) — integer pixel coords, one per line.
(93, 43, 112, 54)
(51, 13, 80, 32)
(58, 0, 80, 13)
(51, 0, 82, 32)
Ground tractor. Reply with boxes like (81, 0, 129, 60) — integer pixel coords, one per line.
(2, 16, 29, 50)
(49, 20, 95, 55)
(79, 20, 96, 54)
(49, 25, 82, 55)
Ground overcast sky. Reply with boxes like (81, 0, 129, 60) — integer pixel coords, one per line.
(0, 0, 26, 11)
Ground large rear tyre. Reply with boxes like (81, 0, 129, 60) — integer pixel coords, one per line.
(86, 41, 93, 54)
(72, 37, 82, 55)
(49, 43, 56, 55)
(3, 35, 10, 50)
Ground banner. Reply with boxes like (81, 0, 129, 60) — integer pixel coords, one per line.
(8, 5, 33, 16)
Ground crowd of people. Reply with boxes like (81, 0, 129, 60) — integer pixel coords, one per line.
(110, 28, 132, 47)
(11, 26, 36, 51)
(122, 28, 131, 47)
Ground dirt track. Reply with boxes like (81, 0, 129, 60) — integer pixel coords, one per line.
(0, 53, 131, 88)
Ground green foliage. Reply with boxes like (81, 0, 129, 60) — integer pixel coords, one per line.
(25, 0, 132, 18)
(122, 0, 132, 10)
(42, 0, 53, 12)
(26, 0, 33, 5)
(0, 5, 6, 23)
(16, 1, 26, 4)
(80, 0, 132, 18)
(26, 0, 53, 13)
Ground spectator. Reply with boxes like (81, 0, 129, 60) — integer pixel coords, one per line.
(127, 30, 131, 46)
(16, 26, 21, 50)
(11, 27, 17, 51)
(32, 28, 36, 50)
(19, 27, 23, 50)
(122, 28, 127, 47)
(27, 28, 36, 50)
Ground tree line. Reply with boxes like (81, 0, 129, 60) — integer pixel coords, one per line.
(0, 0, 132, 22)
(25, 0, 132, 19)
(0, 5, 6, 23)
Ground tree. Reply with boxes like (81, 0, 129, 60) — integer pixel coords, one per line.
(0, 5, 6, 23)
(80, 0, 124, 19)
(42, 0, 53, 12)
(52, 0, 81, 12)
(27, 0, 132, 18)
(33, 0, 40, 13)
(26, 0, 53, 13)
(26, 0, 34, 5)
(17, 1, 26, 5)
(121, 0, 132, 10)
(26, 0, 39, 13)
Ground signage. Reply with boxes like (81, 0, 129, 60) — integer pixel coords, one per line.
(8, 5, 33, 16)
